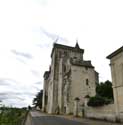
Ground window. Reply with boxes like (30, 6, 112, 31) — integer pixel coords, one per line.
(85, 67, 88, 70)
(86, 79, 89, 85)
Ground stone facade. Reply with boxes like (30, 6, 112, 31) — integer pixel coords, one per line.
(42, 43, 99, 114)
(107, 46, 123, 120)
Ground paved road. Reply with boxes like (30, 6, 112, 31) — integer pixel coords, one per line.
(29, 111, 86, 125)
(25, 111, 121, 125)
(32, 116, 85, 125)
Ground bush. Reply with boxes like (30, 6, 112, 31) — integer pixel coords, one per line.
(87, 95, 105, 107)
(0, 107, 27, 124)
(87, 80, 114, 107)
(104, 98, 113, 105)
(87, 95, 113, 107)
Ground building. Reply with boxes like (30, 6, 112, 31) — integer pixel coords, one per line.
(42, 43, 99, 114)
(107, 46, 123, 119)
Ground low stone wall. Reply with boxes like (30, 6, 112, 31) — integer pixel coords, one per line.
(25, 112, 33, 125)
(85, 104, 116, 122)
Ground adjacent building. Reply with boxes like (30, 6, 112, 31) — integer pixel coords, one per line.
(107, 46, 123, 119)
(42, 43, 99, 114)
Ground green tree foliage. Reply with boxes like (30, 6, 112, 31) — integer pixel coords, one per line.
(96, 80, 113, 99)
(0, 106, 27, 124)
(87, 95, 105, 107)
(87, 80, 114, 107)
(33, 90, 43, 109)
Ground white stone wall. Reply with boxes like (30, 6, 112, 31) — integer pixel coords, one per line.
(110, 51, 123, 117)
(47, 81, 54, 113)
(67, 65, 96, 114)
(42, 74, 50, 112)
(42, 79, 46, 111)
(85, 104, 116, 122)
(71, 65, 96, 99)
(58, 58, 64, 113)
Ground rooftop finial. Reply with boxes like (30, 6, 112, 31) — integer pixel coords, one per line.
(54, 37, 59, 43)
(75, 39, 80, 49)
(53, 37, 59, 46)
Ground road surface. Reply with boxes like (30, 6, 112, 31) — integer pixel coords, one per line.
(25, 111, 85, 125)
(25, 110, 121, 125)
(32, 116, 84, 125)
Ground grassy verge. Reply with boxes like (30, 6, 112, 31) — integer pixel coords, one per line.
(0, 106, 28, 125)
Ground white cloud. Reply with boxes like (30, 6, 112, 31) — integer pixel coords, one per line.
(0, 0, 123, 107)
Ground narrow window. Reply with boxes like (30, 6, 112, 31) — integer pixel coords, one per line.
(86, 79, 89, 85)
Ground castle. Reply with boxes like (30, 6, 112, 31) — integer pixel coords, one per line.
(42, 43, 99, 114)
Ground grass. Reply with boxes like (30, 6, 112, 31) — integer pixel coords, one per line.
(0, 106, 28, 125)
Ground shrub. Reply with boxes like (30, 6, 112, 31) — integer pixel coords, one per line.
(87, 95, 105, 107)
(104, 98, 113, 105)
(87, 95, 113, 107)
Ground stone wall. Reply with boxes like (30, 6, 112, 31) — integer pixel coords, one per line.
(110, 52, 123, 115)
(84, 104, 116, 122)
(71, 65, 96, 103)
(42, 43, 98, 114)
(25, 112, 33, 125)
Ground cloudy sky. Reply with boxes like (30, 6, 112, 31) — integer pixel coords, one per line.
(0, 0, 123, 107)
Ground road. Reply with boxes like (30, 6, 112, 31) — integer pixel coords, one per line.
(32, 116, 84, 125)
(25, 111, 121, 125)
(26, 111, 85, 125)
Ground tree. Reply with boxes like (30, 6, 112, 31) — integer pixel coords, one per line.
(87, 95, 105, 107)
(87, 80, 114, 107)
(96, 80, 113, 99)
(33, 90, 43, 109)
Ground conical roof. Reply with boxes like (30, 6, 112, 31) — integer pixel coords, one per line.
(75, 42, 80, 49)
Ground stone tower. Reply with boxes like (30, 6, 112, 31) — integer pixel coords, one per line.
(42, 43, 99, 114)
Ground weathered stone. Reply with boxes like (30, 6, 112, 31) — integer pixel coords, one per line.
(107, 46, 123, 120)
(42, 43, 98, 114)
